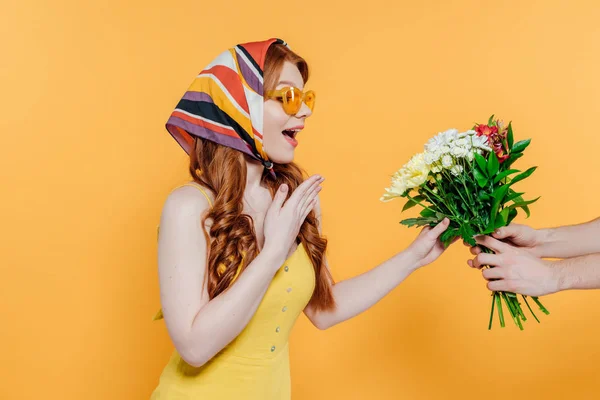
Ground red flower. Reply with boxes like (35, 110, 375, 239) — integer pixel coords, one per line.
(475, 124, 498, 137)
(475, 123, 509, 163)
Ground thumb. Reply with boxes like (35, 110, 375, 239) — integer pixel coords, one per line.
(492, 225, 517, 240)
(269, 184, 288, 211)
(428, 218, 450, 239)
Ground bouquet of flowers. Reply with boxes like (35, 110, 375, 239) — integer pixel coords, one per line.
(380, 116, 549, 330)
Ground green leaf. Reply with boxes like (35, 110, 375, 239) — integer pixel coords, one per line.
(505, 152, 524, 168)
(488, 114, 495, 125)
(481, 216, 497, 234)
(505, 190, 525, 202)
(490, 185, 510, 226)
(402, 195, 425, 212)
(493, 169, 520, 184)
(400, 217, 438, 228)
(491, 184, 510, 203)
(507, 208, 519, 224)
(495, 208, 510, 229)
(487, 152, 500, 177)
(509, 166, 537, 187)
(507, 122, 514, 149)
(473, 167, 488, 188)
(474, 153, 488, 174)
(509, 195, 531, 217)
(512, 139, 531, 153)
(509, 196, 541, 208)
(508, 196, 541, 217)
(420, 208, 436, 218)
(459, 224, 477, 246)
(440, 228, 460, 248)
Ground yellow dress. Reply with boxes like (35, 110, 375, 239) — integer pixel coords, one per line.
(150, 183, 316, 399)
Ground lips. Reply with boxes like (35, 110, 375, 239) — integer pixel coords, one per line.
(281, 126, 302, 148)
(281, 126, 304, 139)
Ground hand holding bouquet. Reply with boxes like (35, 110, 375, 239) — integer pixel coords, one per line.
(381, 116, 549, 330)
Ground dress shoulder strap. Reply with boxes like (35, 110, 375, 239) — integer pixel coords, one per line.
(173, 182, 213, 207)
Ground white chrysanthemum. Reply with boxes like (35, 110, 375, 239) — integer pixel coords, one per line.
(424, 128, 458, 153)
(424, 152, 437, 165)
(451, 146, 468, 158)
(471, 135, 491, 152)
(455, 138, 468, 148)
(450, 164, 464, 176)
(443, 129, 459, 143)
(425, 135, 446, 154)
(441, 155, 453, 168)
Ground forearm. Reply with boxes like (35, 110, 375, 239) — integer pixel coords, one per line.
(555, 252, 600, 291)
(308, 250, 419, 330)
(185, 249, 285, 366)
(537, 217, 600, 258)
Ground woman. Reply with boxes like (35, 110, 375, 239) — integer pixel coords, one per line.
(150, 38, 450, 399)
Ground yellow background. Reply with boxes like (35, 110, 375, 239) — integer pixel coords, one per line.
(2, 0, 600, 398)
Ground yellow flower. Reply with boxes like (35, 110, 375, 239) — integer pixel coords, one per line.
(404, 153, 430, 189)
(380, 153, 430, 202)
(380, 173, 407, 202)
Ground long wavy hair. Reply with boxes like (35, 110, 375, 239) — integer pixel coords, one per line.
(188, 43, 336, 312)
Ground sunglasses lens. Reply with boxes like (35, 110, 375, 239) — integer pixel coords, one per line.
(284, 88, 302, 114)
(304, 91, 315, 111)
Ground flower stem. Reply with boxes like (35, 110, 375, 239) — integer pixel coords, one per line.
(522, 295, 540, 323)
(495, 291, 505, 328)
(532, 296, 550, 315)
(488, 292, 496, 330)
(501, 291, 523, 330)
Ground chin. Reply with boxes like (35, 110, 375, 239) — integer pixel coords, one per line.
(268, 150, 295, 165)
(271, 154, 294, 165)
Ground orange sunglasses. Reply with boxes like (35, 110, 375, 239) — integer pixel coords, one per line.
(265, 86, 316, 115)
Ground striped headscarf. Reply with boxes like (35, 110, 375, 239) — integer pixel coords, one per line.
(165, 38, 290, 178)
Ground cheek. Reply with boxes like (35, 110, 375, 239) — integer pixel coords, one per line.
(263, 101, 290, 139)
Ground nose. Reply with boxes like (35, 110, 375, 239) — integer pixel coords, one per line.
(295, 101, 312, 118)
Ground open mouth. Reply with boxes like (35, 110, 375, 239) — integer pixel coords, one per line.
(281, 128, 302, 147)
(281, 129, 300, 139)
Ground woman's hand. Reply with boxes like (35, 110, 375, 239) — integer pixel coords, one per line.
(406, 218, 452, 268)
(263, 174, 324, 265)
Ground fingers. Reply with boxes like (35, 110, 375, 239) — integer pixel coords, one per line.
(487, 280, 513, 292)
(482, 267, 506, 281)
(301, 196, 318, 222)
(463, 240, 483, 255)
(474, 235, 512, 254)
(289, 175, 323, 205)
(299, 177, 323, 212)
(300, 186, 321, 218)
(491, 224, 521, 240)
(472, 253, 502, 269)
(269, 183, 288, 212)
